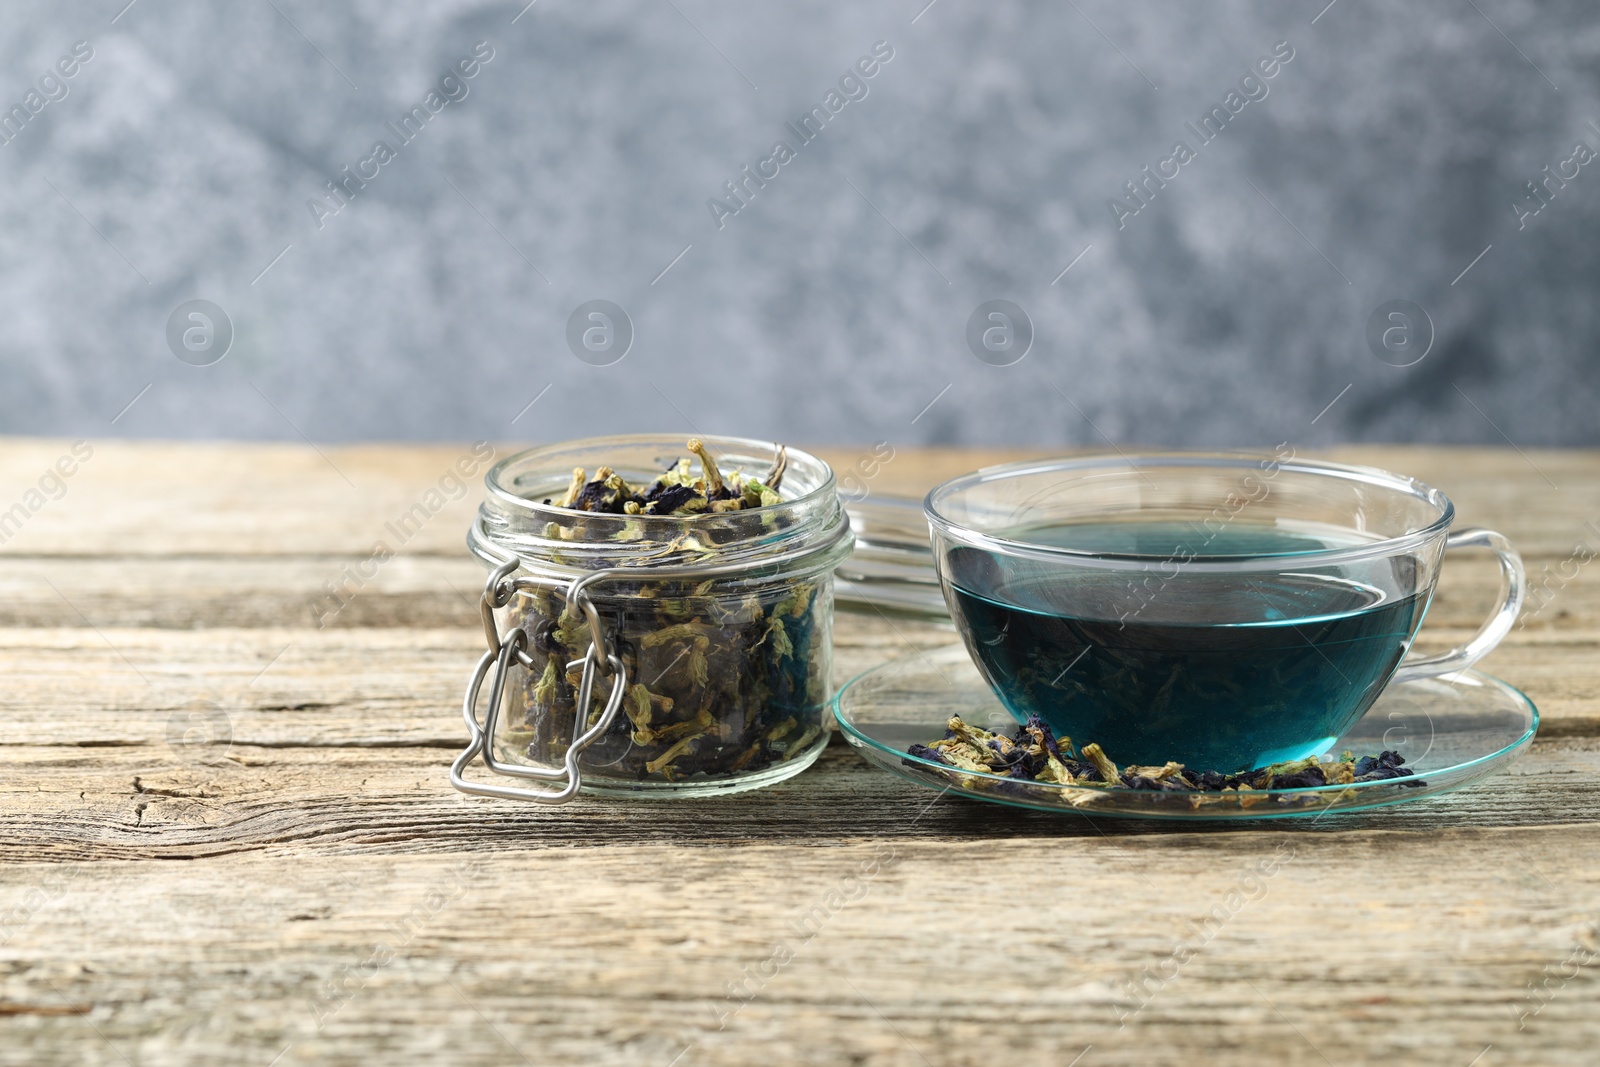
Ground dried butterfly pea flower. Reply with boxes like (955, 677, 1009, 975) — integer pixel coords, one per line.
(686, 438, 725, 497)
(500, 439, 833, 786)
(1268, 766, 1328, 790)
(1079, 743, 1120, 785)
(558, 467, 586, 508)
(903, 716, 1422, 800)
(549, 438, 788, 520)
(762, 446, 787, 493)
(649, 485, 700, 515)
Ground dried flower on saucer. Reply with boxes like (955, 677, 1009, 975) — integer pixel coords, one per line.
(905, 715, 1422, 810)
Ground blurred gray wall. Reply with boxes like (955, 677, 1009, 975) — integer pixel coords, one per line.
(1, 0, 1596, 448)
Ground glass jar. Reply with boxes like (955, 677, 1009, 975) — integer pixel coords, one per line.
(451, 434, 853, 802)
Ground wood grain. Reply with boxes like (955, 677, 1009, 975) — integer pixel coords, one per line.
(0, 823, 1595, 1066)
(1, 546, 1589, 631)
(2, 438, 1597, 555)
(0, 735, 1596, 862)
(0, 440, 1596, 1066)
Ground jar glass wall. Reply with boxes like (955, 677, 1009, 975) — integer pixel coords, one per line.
(466, 435, 853, 797)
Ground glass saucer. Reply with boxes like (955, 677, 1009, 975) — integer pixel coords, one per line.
(833, 645, 1538, 820)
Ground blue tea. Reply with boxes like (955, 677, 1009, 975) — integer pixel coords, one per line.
(945, 521, 1428, 772)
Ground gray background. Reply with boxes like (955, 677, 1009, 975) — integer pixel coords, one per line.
(1, 0, 1595, 448)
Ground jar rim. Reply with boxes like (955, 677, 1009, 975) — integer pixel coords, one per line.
(470, 433, 852, 577)
(482, 433, 836, 521)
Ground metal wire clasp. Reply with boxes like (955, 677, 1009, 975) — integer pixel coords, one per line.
(450, 559, 629, 804)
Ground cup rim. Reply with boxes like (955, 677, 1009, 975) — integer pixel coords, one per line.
(922, 451, 1456, 573)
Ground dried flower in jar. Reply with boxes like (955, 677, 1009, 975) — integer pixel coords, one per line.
(538, 438, 786, 516)
(500, 439, 827, 785)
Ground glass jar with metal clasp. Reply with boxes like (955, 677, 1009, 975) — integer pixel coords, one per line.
(451, 435, 854, 803)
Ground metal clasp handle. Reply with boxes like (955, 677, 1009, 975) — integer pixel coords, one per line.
(450, 559, 629, 804)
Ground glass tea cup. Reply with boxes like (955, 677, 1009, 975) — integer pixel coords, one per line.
(923, 452, 1525, 773)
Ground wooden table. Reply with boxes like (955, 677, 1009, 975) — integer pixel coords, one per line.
(1, 440, 1596, 1066)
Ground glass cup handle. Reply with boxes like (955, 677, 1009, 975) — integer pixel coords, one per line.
(1392, 527, 1525, 684)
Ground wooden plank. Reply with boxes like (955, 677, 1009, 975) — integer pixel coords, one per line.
(1, 440, 1597, 1065)
(2, 439, 1598, 557)
(0, 557, 490, 630)
(0, 617, 1593, 747)
(0, 736, 1594, 863)
(0, 544, 1592, 631)
(0, 823, 1594, 1065)
(0, 438, 498, 557)
(0, 616, 959, 748)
